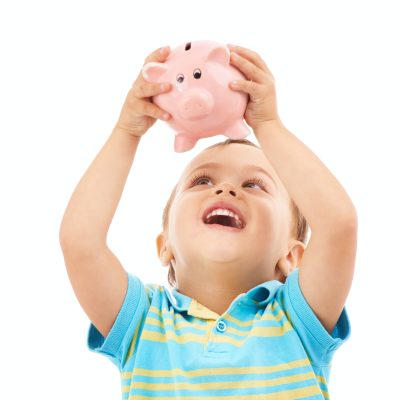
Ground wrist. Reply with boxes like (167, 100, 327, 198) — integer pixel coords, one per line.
(253, 117, 285, 135)
(113, 124, 143, 140)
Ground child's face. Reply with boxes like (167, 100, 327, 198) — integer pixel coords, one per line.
(159, 143, 295, 289)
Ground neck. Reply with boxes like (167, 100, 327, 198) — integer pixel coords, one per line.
(175, 260, 274, 316)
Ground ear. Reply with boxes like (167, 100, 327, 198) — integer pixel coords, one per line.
(142, 62, 168, 83)
(205, 44, 230, 66)
(156, 232, 174, 266)
(275, 239, 306, 283)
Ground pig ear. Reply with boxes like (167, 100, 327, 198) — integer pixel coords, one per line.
(141, 62, 168, 83)
(205, 45, 230, 66)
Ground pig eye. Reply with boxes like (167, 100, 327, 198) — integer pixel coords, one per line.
(193, 68, 202, 79)
(176, 74, 184, 83)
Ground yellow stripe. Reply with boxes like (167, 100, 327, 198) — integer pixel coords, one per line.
(144, 308, 292, 337)
(125, 314, 143, 364)
(138, 319, 293, 347)
(126, 371, 316, 391)
(224, 308, 287, 327)
(322, 389, 330, 399)
(122, 359, 310, 380)
(125, 384, 322, 400)
(145, 312, 290, 337)
(316, 374, 327, 385)
(316, 375, 329, 399)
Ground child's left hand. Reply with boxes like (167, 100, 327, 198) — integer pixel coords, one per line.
(227, 44, 279, 131)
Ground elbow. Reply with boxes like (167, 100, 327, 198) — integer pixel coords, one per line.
(333, 211, 358, 236)
(59, 227, 78, 254)
(331, 200, 358, 231)
(331, 212, 358, 242)
(311, 208, 358, 238)
(340, 207, 358, 230)
(59, 225, 69, 251)
(59, 225, 107, 254)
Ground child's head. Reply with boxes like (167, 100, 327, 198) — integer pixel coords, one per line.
(157, 138, 309, 292)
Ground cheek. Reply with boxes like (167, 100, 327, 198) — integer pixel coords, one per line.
(169, 196, 199, 235)
(253, 201, 282, 233)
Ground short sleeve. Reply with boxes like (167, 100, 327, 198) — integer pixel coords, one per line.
(87, 272, 153, 370)
(276, 268, 351, 367)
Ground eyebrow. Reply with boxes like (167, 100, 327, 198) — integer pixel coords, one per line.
(187, 162, 277, 188)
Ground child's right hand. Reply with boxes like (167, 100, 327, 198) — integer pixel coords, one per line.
(115, 46, 172, 137)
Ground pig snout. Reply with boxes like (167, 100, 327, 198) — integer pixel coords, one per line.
(177, 89, 214, 119)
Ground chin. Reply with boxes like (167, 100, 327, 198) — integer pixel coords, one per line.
(200, 246, 244, 264)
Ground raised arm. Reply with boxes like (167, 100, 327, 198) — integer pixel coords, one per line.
(59, 129, 140, 337)
(254, 119, 357, 333)
(59, 45, 172, 337)
(227, 44, 357, 334)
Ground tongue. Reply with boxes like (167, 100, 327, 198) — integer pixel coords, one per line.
(207, 215, 237, 228)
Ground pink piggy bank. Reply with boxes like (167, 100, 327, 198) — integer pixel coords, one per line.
(141, 40, 250, 152)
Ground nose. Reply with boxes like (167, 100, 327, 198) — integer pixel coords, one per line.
(178, 89, 214, 119)
(215, 183, 237, 197)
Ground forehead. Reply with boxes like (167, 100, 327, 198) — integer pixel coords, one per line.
(178, 143, 285, 192)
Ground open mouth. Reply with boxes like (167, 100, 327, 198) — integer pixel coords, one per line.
(202, 209, 245, 230)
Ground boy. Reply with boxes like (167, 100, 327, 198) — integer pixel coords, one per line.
(59, 44, 357, 399)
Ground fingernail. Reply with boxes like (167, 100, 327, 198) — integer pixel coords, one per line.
(160, 46, 169, 53)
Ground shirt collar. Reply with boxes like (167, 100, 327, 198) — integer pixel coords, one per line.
(164, 279, 283, 320)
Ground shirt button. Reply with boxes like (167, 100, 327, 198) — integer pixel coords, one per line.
(216, 320, 227, 333)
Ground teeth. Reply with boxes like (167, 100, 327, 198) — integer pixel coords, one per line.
(205, 208, 243, 227)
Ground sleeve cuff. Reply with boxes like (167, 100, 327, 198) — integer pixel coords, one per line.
(286, 268, 351, 351)
(87, 272, 143, 361)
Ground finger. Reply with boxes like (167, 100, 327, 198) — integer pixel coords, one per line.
(230, 79, 258, 95)
(134, 81, 171, 99)
(143, 46, 171, 65)
(136, 46, 171, 91)
(227, 44, 272, 75)
(230, 51, 265, 83)
(138, 99, 170, 120)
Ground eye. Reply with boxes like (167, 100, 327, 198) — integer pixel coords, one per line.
(193, 68, 202, 79)
(189, 173, 268, 192)
(176, 73, 184, 83)
(244, 177, 268, 191)
(190, 173, 212, 186)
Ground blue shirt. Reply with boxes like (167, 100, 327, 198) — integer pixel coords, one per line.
(88, 268, 350, 399)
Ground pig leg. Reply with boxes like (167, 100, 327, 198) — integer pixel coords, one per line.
(174, 132, 199, 153)
(223, 120, 250, 140)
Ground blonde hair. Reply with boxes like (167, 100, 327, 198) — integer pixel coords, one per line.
(161, 138, 309, 288)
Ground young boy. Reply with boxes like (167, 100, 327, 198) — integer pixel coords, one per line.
(59, 44, 357, 399)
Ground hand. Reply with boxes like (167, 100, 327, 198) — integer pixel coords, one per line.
(227, 44, 280, 130)
(115, 46, 172, 137)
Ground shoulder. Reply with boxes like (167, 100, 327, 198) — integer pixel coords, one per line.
(276, 269, 351, 350)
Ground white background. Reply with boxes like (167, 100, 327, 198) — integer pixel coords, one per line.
(1, 0, 398, 398)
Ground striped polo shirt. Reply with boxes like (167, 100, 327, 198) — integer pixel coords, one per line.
(87, 268, 350, 399)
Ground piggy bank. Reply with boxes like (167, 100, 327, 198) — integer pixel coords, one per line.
(141, 40, 250, 152)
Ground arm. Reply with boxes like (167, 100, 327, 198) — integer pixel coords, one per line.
(227, 44, 357, 334)
(59, 128, 141, 337)
(254, 119, 357, 333)
(59, 128, 141, 247)
(59, 45, 172, 337)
